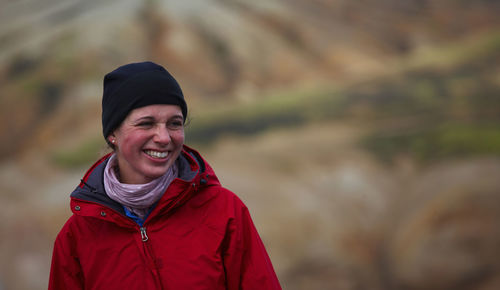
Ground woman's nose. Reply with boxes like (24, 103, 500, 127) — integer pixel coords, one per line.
(153, 125, 171, 144)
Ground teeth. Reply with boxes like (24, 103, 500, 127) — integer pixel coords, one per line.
(145, 150, 168, 159)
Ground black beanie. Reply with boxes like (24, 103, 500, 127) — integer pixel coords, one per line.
(101, 61, 188, 139)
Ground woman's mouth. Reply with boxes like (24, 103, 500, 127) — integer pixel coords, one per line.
(144, 150, 168, 159)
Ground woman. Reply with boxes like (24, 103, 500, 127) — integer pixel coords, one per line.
(49, 61, 282, 289)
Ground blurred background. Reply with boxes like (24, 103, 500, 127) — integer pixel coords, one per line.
(1, 0, 500, 289)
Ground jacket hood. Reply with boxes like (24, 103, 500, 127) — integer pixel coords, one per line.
(70, 145, 220, 224)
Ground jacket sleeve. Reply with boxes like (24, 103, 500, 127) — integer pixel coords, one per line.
(222, 195, 282, 290)
(48, 216, 85, 290)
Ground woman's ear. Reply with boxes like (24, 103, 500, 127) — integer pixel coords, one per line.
(108, 133, 116, 145)
(107, 133, 117, 149)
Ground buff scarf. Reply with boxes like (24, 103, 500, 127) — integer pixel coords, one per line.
(103, 153, 178, 219)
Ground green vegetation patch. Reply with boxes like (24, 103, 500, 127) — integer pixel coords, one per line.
(185, 87, 346, 145)
(51, 137, 106, 169)
(361, 123, 500, 163)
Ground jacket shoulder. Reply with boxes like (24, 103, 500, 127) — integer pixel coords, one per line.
(55, 214, 91, 241)
(192, 184, 247, 211)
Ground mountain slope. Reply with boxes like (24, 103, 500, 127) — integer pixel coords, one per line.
(1, 0, 500, 161)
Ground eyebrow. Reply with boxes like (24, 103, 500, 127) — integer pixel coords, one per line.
(133, 116, 155, 122)
(133, 114, 183, 122)
(170, 115, 184, 120)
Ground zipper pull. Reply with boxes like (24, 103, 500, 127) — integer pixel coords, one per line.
(140, 227, 149, 242)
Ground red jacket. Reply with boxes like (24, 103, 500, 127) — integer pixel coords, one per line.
(49, 145, 281, 290)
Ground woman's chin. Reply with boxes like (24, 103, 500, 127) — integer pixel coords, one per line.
(142, 166, 172, 181)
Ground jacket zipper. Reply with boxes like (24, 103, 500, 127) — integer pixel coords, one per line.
(140, 227, 149, 242)
(139, 226, 165, 289)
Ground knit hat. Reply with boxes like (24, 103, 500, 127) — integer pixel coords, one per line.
(101, 61, 187, 139)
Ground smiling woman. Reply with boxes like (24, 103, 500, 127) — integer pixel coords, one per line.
(48, 61, 282, 290)
(110, 105, 185, 185)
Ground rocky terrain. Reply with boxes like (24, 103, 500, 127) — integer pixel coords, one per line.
(1, 0, 500, 289)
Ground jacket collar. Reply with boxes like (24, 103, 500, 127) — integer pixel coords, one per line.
(70, 145, 218, 222)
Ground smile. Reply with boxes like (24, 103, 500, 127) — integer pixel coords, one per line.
(144, 150, 168, 159)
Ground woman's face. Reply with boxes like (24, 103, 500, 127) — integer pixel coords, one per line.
(109, 104, 185, 184)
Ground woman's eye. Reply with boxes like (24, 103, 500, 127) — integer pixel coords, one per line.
(168, 120, 183, 129)
(137, 122, 154, 127)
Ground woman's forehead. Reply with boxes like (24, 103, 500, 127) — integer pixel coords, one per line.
(128, 104, 183, 118)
